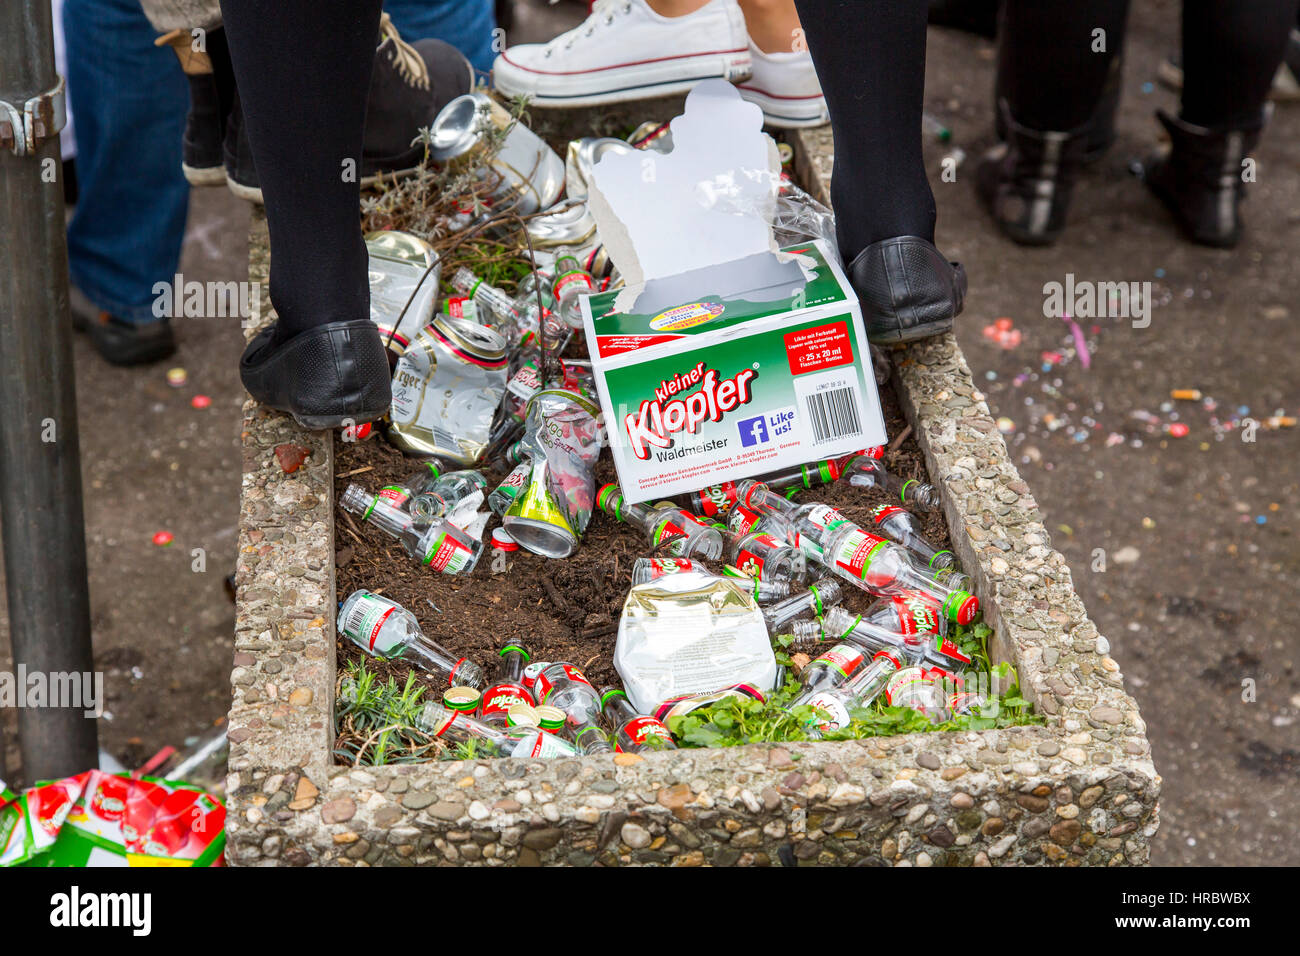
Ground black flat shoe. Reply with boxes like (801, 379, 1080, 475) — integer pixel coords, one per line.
(847, 236, 966, 344)
(239, 319, 392, 430)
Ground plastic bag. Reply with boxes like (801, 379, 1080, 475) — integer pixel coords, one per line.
(502, 389, 603, 558)
(614, 569, 777, 714)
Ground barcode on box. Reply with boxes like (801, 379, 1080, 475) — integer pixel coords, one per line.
(794, 370, 864, 445)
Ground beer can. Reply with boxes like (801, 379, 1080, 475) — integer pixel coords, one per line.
(428, 93, 565, 216)
(365, 230, 441, 356)
(388, 316, 508, 464)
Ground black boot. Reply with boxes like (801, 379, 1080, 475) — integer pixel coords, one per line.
(995, 53, 1123, 165)
(155, 27, 229, 186)
(977, 99, 1091, 246)
(848, 237, 967, 344)
(239, 320, 392, 430)
(223, 13, 472, 204)
(1141, 109, 1263, 249)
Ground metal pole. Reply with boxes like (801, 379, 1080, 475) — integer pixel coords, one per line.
(0, 0, 99, 782)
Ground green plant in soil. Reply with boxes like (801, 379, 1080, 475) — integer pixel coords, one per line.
(669, 621, 1042, 749)
(334, 660, 444, 766)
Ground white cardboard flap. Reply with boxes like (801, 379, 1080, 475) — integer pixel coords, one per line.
(586, 80, 794, 313)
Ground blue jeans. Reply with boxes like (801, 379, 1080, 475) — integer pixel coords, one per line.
(385, 0, 498, 76)
(64, 0, 190, 324)
(63, 0, 496, 325)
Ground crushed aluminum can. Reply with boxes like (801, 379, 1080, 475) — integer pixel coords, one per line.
(365, 230, 441, 355)
(627, 119, 673, 153)
(428, 92, 565, 216)
(387, 315, 508, 464)
(564, 137, 636, 200)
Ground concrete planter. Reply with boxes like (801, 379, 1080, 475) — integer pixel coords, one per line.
(225, 129, 1158, 867)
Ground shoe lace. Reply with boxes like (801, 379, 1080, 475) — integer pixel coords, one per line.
(546, 0, 635, 57)
(379, 12, 430, 91)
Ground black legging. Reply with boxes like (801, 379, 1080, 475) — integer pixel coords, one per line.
(999, 0, 1300, 132)
(793, 0, 937, 261)
(219, 0, 382, 344)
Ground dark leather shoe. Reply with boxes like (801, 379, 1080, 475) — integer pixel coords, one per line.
(847, 236, 966, 344)
(70, 286, 176, 366)
(239, 320, 392, 430)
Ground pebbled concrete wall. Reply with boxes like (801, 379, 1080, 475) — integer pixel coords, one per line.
(225, 125, 1159, 866)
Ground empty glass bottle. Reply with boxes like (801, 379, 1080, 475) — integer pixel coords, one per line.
(762, 578, 843, 632)
(337, 590, 484, 687)
(415, 702, 579, 757)
(410, 469, 488, 524)
(532, 663, 613, 754)
(599, 687, 676, 753)
(844, 454, 941, 511)
(598, 484, 723, 560)
(340, 483, 483, 574)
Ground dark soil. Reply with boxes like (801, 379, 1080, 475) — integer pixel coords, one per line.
(331, 375, 952, 752)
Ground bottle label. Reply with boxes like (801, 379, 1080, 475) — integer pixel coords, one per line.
(519, 730, 576, 758)
(553, 269, 595, 299)
(736, 533, 781, 577)
(521, 660, 548, 690)
(812, 644, 865, 680)
(832, 529, 888, 580)
(507, 362, 542, 401)
(341, 596, 400, 655)
(884, 666, 933, 708)
(891, 592, 942, 634)
(618, 716, 674, 752)
(728, 504, 763, 537)
(534, 664, 593, 704)
(479, 682, 533, 722)
(646, 557, 694, 578)
(870, 504, 907, 524)
(692, 482, 738, 517)
(802, 691, 850, 731)
(424, 531, 474, 574)
(804, 504, 848, 534)
(378, 485, 410, 507)
(444, 296, 478, 321)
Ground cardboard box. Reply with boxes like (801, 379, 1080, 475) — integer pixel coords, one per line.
(580, 81, 885, 504)
(581, 238, 885, 503)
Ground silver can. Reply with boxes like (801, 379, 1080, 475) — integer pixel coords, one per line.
(387, 316, 508, 464)
(364, 230, 441, 355)
(428, 92, 565, 216)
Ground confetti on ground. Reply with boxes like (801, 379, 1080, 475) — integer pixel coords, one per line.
(166, 367, 187, 387)
(191, 394, 212, 409)
(152, 531, 174, 546)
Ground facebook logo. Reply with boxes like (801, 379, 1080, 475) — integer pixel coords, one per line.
(738, 415, 770, 447)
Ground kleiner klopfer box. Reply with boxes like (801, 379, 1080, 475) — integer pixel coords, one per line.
(580, 237, 885, 504)
(579, 81, 885, 505)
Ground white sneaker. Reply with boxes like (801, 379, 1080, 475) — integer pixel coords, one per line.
(736, 41, 828, 129)
(493, 0, 752, 108)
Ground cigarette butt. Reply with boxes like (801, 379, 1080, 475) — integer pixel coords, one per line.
(1170, 389, 1202, 401)
(1264, 416, 1296, 428)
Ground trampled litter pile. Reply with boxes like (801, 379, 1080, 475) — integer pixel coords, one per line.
(330, 87, 1041, 765)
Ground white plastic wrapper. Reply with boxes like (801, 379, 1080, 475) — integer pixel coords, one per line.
(614, 570, 777, 714)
